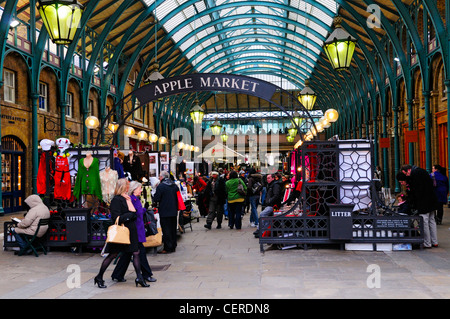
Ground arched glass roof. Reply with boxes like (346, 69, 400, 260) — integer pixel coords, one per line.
(143, 0, 339, 90)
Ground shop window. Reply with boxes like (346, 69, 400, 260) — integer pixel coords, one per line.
(89, 99, 94, 115)
(39, 82, 48, 111)
(66, 92, 73, 118)
(134, 99, 142, 121)
(4, 70, 15, 103)
(437, 112, 448, 168)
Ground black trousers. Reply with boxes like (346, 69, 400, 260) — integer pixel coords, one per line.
(161, 216, 178, 252)
(111, 242, 153, 280)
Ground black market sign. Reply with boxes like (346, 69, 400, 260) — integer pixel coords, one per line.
(98, 73, 316, 146)
(134, 73, 278, 105)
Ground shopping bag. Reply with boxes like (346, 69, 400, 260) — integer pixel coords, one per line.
(143, 227, 162, 247)
(177, 190, 186, 211)
(106, 217, 130, 244)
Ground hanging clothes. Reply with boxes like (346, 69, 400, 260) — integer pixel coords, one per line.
(73, 156, 103, 201)
(123, 152, 143, 181)
(100, 167, 118, 204)
(54, 152, 72, 200)
(37, 151, 53, 195)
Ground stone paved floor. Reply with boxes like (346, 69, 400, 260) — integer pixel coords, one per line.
(1, 208, 450, 300)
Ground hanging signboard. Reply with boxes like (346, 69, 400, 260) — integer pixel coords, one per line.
(134, 73, 278, 105)
(405, 130, 418, 143)
(379, 137, 390, 148)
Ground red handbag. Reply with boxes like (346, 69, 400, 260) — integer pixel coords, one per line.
(177, 191, 186, 211)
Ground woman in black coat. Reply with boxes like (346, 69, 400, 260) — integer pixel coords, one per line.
(94, 178, 149, 288)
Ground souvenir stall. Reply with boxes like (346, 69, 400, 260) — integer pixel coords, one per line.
(258, 140, 424, 252)
(4, 137, 119, 252)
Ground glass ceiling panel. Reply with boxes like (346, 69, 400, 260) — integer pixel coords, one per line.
(143, 0, 338, 90)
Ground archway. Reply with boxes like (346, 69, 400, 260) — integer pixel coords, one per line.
(96, 73, 319, 148)
(1, 135, 26, 213)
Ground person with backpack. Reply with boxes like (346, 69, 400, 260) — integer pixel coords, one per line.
(247, 169, 263, 228)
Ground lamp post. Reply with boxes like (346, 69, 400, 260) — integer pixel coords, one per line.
(324, 16, 357, 71)
(37, 0, 83, 45)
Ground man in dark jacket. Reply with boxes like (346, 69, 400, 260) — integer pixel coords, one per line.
(153, 171, 179, 253)
(399, 165, 438, 248)
(204, 171, 227, 229)
(253, 173, 282, 237)
(263, 174, 282, 209)
(247, 170, 263, 227)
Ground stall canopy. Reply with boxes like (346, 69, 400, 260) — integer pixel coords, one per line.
(198, 143, 245, 161)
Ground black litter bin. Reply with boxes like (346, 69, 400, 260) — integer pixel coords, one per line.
(65, 208, 90, 244)
(328, 203, 355, 240)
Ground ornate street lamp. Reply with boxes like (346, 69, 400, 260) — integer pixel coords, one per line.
(220, 128, 229, 143)
(210, 118, 222, 136)
(177, 142, 185, 150)
(149, 133, 159, 143)
(287, 123, 297, 137)
(324, 16, 357, 71)
(159, 136, 168, 144)
(137, 131, 148, 141)
(297, 80, 317, 111)
(325, 108, 339, 122)
(108, 122, 119, 133)
(190, 100, 205, 125)
(37, 0, 83, 45)
(85, 115, 99, 129)
(292, 111, 303, 128)
(124, 126, 135, 137)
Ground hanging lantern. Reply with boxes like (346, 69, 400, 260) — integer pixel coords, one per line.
(149, 133, 159, 143)
(292, 111, 303, 128)
(286, 135, 295, 143)
(220, 128, 229, 143)
(297, 80, 317, 111)
(324, 16, 357, 71)
(144, 63, 164, 84)
(287, 124, 297, 137)
(37, 0, 83, 45)
(137, 131, 148, 141)
(108, 122, 119, 133)
(325, 108, 339, 122)
(210, 118, 222, 136)
(124, 126, 135, 137)
(190, 100, 205, 124)
(85, 115, 99, 129)
(159, 136, 168, 144)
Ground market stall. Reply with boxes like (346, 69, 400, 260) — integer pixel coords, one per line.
(258, 140, 424, 252)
